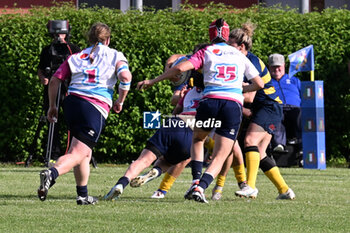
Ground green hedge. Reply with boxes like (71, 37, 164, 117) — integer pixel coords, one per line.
(0, 3, 349, 163)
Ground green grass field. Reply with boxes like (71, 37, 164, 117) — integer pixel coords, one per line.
(0, 164, 349, 233)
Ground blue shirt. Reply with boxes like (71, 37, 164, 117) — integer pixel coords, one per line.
(271, 74, 301, 107)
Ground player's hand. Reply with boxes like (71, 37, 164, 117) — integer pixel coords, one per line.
(179, 84, 188, 99)
(40, 77, 49, 85)
(242, 107, 252, 118)
(113, 100, 123, 113)
(47, 107, 58, 123)
(136, 79, 155, 91)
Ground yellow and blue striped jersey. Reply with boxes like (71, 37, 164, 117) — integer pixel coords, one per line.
(246, 51, 282, 104)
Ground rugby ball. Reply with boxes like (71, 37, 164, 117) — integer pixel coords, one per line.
(170, 56, 191, 86)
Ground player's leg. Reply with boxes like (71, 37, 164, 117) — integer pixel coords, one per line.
(212, 133, 247, 201)
(38, 137, 92, 202)
(188, 98, 216, 187)
(211, 151, 232, 200)
(192, 100, 242, 203)
(235, 122, 265, 198)
(232, 142, 247, 189)
(184, 127, 210, 200)
(191, 127, 209, 182)
(104, 149, 158, 200)
(130, 156, 172, 188)
(151, 122, 193, 198)
(259, 134, 295, 200)
(38, 94, 105, 203)
(74, 150, 98, 205)
(192, 134, 235, 203)
(151, 158, 191, 198)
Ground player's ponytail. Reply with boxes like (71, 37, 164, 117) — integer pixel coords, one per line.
(229, 22, 256, 51)
(87, 22, 111, 64)
(89, 42, 99, 64)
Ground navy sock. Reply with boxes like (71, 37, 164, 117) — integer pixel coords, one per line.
(191, 160, 203, 180)
(158, 189, 167, 195)
(49, 167, 59, 180)
(116, 176, 130, 189)
(76, 185, 88, 197)
(198, 173, 214, 190)
(153, 166, 162, 177)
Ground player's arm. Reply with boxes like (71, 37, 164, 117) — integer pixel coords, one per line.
(243, 82, 256, 103)
(242, 58, 265, 93)
(113, 61, 132, 113)
(243, 76, 264, 93)
(165, 54, 186, 72)
(47, 59, 71, 123)
(241, 82, 255, 118)
(47, 77, 62, 123)
(137, 60, 194, 90)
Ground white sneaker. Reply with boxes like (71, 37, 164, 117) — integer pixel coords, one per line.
(211, 185, 223, 201)
(130, 168, 159, 188)
(184, 181, 199, 200)
(76, 195, 98, 205)
(276, 188, 295, 200)
(211, 191, 222, 201)
(273, 144, 285, 152)
(104, 184, 123, 201)
(192, 186, 208, 203)
(235, 185, 259, 199)
(151, 190, 165, 199)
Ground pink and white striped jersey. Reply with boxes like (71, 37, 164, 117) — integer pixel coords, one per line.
(178, 87, 204, 115)
(54, 44, 128, 118)
(188, 42, 259, 105)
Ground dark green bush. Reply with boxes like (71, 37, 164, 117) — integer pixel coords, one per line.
(0, 3, 349, 163)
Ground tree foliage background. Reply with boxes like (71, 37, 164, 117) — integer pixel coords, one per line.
(0, 3, 349, 163)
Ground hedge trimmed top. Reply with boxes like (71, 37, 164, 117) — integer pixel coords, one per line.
(0, 3, 349, 162)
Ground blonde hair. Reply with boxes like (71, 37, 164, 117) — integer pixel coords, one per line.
(87, 22, 111, 63)
(229, 22, 256, 51)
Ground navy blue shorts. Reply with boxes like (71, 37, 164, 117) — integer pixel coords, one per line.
(63, 95, 106, 149)
(251, 100, 283, 135)
(195, 98, 242, 140)
(146, 118, 192, 165)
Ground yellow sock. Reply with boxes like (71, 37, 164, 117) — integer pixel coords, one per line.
(216, 174, 226, 188)
(245, 150, 260, 189)
(233, 164, 246, 184)
(204, 137, 215, 151)
(158, 172, 176, 192)
(264, 167, 289, 194)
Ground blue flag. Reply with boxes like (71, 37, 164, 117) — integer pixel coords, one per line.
(288, 45, 314, 77)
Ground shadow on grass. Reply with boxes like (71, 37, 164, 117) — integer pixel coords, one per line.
(0, 194, 75, 202)
(101, 196, 192, 204)
(102, 195, 246, 204)
(0, 168, 44, 173)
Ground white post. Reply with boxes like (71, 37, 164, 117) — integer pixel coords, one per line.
(120, 0, 131, 13)
(300, 0, 309, 13)
(132, 0, 143, 11)
(172, 0, 181, 12)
